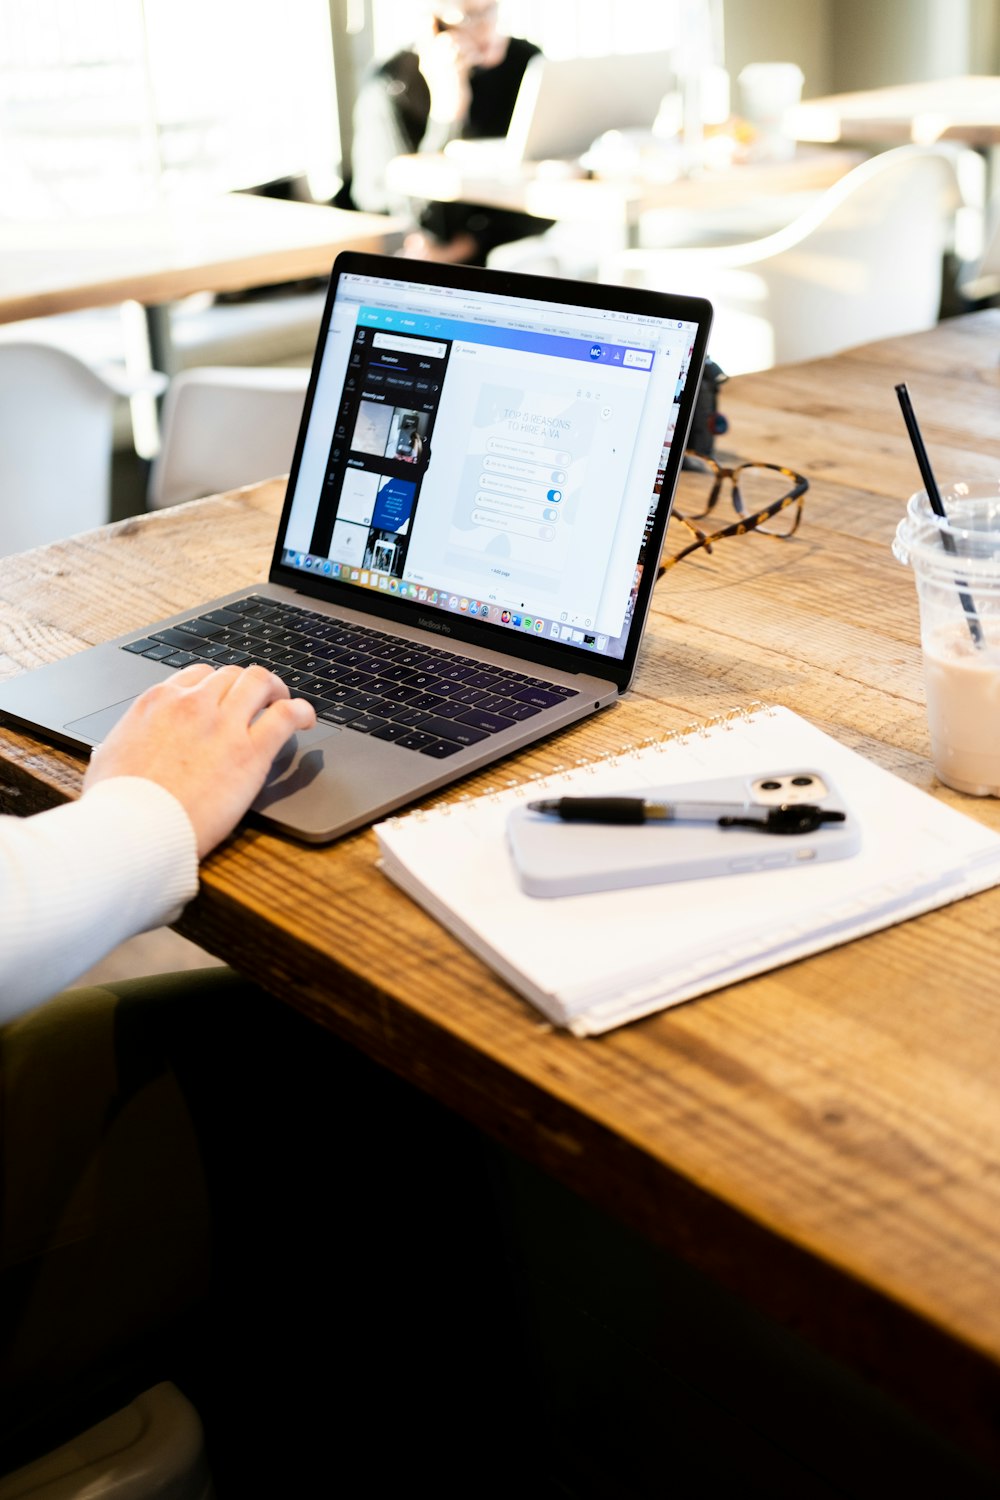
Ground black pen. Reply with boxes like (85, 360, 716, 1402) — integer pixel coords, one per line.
(527, 796, 845, 834)
(528, 796, 758, 825)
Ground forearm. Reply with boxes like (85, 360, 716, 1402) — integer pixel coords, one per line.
(351, 84, 420, 216)
(0, 779, 198, 1022)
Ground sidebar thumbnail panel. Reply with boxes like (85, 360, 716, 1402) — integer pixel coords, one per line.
(308, 323, 451, 579)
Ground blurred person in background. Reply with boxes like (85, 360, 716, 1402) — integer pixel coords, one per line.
(350, 0, 552, 264)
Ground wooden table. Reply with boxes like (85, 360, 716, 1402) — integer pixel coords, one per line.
(385, 146, 863, 248)
(4, 314, 1000, 1488)
(0, 194, 401, 327)
(0, 194, 404, 370)
(786, 76, 1000, 147)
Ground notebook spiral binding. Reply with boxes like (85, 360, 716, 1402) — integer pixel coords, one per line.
(392, 702, 774, 823)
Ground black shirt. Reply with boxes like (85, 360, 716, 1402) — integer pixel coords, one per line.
(350, 37, 551, 265)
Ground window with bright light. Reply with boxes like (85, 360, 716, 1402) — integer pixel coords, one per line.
(0, 0, 340, 219)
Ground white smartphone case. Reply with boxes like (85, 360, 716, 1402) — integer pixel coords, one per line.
(506, 769, 861, 898)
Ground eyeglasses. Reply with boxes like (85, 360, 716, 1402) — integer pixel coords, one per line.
(657, 452, 808, 577)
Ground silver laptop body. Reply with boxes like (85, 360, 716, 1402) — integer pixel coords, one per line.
(0, 253, 711, 843)
(510, 51, 676, 163)
(446, 51, 675, 169)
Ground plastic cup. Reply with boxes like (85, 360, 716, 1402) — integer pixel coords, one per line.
(737, 62, 803, 162)
(894, 483, 1000, 795)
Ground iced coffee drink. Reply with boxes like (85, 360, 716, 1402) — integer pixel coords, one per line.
(923, 621, 1000, 795)
(894, 484, 1000, 798)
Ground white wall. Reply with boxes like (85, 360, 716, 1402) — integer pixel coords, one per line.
(828, 0, 972, 90)
(722, 0, 833, 98)
(723, 0, 995, 102)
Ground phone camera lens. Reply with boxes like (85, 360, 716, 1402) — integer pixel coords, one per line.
(760, 780, 782, 790)
(791, 776, 814, 786)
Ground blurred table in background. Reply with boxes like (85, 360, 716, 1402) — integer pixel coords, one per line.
(0, 194, 404, 369)
(787, 76, 1000, 147)
(385, 145, 864, 252)
(0, 195, 405, 470)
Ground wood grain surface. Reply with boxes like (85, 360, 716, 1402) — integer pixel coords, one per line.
(0, 197, 402, 325)
(4, 315, 1000, 1465)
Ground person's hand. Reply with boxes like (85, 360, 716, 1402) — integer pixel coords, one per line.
(417, 24, 473, 125)
(84, 663, 317, 857)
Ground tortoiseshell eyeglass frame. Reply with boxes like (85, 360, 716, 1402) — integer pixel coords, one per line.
(657, 453, 808, 577)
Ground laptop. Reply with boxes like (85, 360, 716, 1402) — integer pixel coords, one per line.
(0, 253, 711, 843)
(445, 51, 675, 169)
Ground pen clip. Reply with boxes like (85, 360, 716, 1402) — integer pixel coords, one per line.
(718, 804, 846, 836)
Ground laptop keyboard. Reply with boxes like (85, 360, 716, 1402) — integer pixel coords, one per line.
(122, 595, 579, 759)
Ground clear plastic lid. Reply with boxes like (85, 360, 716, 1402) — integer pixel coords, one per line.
(893, 483, 1000, 582)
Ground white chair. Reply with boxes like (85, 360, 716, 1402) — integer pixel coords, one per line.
(957, 192, 1000, 303)
(599, 145, 963, 374)
(169, 287, 327, 371)
(148, 366, 310, 509)
(0, 343, 164, 555)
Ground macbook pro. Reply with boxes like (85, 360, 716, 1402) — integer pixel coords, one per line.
(0, 252, 711, 842)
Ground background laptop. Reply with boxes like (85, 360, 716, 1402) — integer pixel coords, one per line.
(445, 51, 675, 169)
(0, 253, 711, 843)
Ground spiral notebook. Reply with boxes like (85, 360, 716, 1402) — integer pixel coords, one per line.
(374, 705, 1000, 1035)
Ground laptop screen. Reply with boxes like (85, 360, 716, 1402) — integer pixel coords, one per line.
(273, 255, 709, 673)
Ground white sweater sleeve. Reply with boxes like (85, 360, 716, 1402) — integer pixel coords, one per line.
(0, 777, 199, 1024)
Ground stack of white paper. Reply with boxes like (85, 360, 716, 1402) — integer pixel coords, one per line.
(375, 706, 1000, 1035)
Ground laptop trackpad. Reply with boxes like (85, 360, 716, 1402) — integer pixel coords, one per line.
(65, 698, 139, 742)
(254, 723, 338, 808)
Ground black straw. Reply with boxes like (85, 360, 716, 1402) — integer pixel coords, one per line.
(895, 383, 984, 647)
